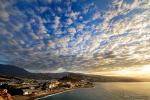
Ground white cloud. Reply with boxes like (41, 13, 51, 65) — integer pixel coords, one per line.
(79, 16, 83, 20)
(69, 11, 80, 20)
(39, 7, 48, 13)
(57, 7, 62, 12)
(0, 11, 9, 21)
(54, 16, 60, 25)
(83, 2, 95, 14)
(47, 0, 52, 4)
(55, 30, 62, 35)
(92, 12, 101, 20)
(77, 23, 85, 31)
(52, 67, 67, 73)
(68, 27, 76, 34)
(48, 40, 56, 48)
(0, 2, 10, 22)
(52, 16, 60, 30)
(67, 18, 73, 25)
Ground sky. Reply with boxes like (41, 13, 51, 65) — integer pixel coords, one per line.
(0, 0, 150, 76)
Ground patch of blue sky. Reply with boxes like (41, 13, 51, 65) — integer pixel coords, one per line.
(31, 23, 40, 33)
(20, 25, 31, 34)
(73, 31, 82, 39)
(100, 40, 109, 46)
(41, 11, 55, 22)
(125, 0, 134, 4)
(0, 34, 8, 40)
(13, 32, 24, 40)
(9, 15, 21, 25)
(71, 1, 84, 12)
(126, 8, 146, 17)
(82, 10, 96, 21)
(15, 0, 38, 12)
(91, 31, 101, 36)
(93, 0, 112, 11)
(43, 23, 53, 33)
(85, 39, 92, 46)
(4, 23, 13, 33)
(0, 19, 5, 23)
(110, 8, 145, 23)
(56, 43, 62, 49)
(109, 32, 130, 42)
(88, 18, 103, 25)
(92, 46, 101, 54)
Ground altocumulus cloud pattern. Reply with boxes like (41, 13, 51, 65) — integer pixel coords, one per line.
(0, 0, 150, 73)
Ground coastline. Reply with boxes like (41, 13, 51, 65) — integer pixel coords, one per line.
(35, 88, 75, 100)
(13, 89, 73, 100)
(34, 85, 94, 100)
(12, 82, 94, 100)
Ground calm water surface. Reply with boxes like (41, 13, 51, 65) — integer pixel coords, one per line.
(40, 82, 150, 100)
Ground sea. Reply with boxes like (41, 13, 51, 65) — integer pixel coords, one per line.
(40, 82, 150, 100)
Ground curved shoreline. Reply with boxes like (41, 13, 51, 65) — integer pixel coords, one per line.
(35, 89, 75, 100)
(35, 85, 94, 100)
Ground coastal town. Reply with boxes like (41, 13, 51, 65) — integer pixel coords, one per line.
(0, 75, 94, 100)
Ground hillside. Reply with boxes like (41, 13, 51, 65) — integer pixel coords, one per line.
(0, 64, 68, 80)
(0, 64, 30, 77)
(0, 64, 149, 82)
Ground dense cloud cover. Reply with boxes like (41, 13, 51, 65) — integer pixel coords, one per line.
(0, 0, 150, 73)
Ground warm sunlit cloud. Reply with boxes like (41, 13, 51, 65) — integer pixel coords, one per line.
(92, 64, 150, 78)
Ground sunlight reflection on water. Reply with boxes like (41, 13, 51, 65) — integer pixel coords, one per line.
(41, 82, 150, 100)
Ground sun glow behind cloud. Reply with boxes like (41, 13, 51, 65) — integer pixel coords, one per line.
(92, 64, 150, 77)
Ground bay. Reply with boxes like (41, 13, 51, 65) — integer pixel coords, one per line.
(40, 82, 150, 100)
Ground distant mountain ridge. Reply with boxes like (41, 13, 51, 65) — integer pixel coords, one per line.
(0, 64, 149, 82)
(0, 64, 70, 80)
(0, 64, 30, 76)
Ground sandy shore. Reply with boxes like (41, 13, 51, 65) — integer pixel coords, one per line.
(13, 95, 31, 100)
(35, 86, 94, 100)
(35, 89, 74, 100)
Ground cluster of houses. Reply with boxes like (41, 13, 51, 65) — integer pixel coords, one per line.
(23, 79, 91, 95)
(48, 80, 60, 89)
(0, 76, 93, 97)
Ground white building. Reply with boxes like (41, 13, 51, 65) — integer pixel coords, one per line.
(48, 80, 60, 89)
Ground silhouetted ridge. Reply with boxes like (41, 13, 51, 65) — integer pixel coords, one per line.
(0, 64, 147, 82)
(0, 64, 30, 77)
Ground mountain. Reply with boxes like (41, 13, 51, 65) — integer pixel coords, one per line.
(64, 73, 144, 82)
(0, 64, 69, 80)
(0, 64, 149, 82)
(0, 64, 30, 77)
